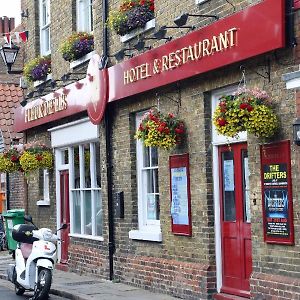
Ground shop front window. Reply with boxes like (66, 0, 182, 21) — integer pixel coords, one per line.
(70, 142, 102, 237)
(129, 111, 162, 242)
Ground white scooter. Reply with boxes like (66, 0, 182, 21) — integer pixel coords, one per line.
(7, 215, 67, 300)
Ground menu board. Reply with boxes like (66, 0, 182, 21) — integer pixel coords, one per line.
(169, 154, 192, 236)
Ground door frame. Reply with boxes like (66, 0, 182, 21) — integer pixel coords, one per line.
(211, 86, 247, 292)
(55, 148, 70, 263)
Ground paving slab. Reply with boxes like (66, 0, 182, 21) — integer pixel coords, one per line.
(0, 251, 180, 300)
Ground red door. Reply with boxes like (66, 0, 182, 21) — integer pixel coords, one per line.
(219, 143, 252, 298)
(60, 170, 70, 264)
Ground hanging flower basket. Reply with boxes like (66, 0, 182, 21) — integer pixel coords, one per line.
(19, 144, 53, 174)
(213, 87, 279, 139)
(0, 148, 21, 173)
(135, 109, 185, 150)
(59, 32, 94, 62)
(0, 144, 53, 174)
(107, 0, 155, 36)
(23, 55, 51, 83)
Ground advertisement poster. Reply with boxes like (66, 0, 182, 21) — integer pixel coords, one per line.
(263, 163, 289, 237)
(260, 141, 294, 245)
(171, 167, 188, 225)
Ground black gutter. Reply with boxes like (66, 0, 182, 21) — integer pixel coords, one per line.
(102, 0, 115, 281)
(286, 0, 296, 47)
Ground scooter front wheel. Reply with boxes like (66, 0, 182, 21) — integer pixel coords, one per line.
(15, 285, 25, 295)
(34, 268, 52, 300)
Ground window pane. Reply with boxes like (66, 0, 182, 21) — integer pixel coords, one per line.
(72, 191, 81, 233)
(95, 190, 102, 236)
(95, 143, 101, 188)
(83, 191, 92, 235)
(143, 146, 150, 167)
(147, 194, 159, 220)
(154, 168, 159, 193)
(74, 146, 80, 188)
(62, 149, 68, 164)
(151, 147, 158, 166)
(222, 151, 236, 221)
(83, 144, 91, 188)
(242, 150, 251, 223)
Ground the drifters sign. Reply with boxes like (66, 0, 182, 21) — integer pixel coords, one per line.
(260, 141, 294, 245)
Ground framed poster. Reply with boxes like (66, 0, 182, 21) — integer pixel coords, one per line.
(260, 140, 294, 245)
(169, 153, 192, 236)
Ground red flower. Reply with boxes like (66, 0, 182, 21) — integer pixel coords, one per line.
(168, 113, 174, 118)
(149, 113, 158, 122)
(35, 154, 43, 161)
(175, 127, 184, 134)
(149, 4, 154, 11)
(139, 124, 144, 131)
(36, 154, 43, 161)
(164, 127, 170, 134)
(11, 155, 18, 162)
(217, 118, 227, 126)
(239, 103, 248, 110)
(247, 105, 253, 112)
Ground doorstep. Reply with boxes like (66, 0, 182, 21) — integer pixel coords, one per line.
(55, 263, 69, 272)
(213, 293, 250, 300)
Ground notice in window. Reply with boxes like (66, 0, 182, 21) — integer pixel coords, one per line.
(223, 160, 234, 192)
(171, 167, 188, 225)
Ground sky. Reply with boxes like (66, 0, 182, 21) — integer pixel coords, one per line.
(1, 0, 21, 26)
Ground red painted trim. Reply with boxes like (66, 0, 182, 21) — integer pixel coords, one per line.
(169, 153, 192, 236)
(260, 140, 294, 245)
(14, 0, 286, 132)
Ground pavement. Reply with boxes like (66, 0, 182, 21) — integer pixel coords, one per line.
(0, 250, 180, 300)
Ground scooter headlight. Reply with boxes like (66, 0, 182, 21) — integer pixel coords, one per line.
(43, 230, 53, 241)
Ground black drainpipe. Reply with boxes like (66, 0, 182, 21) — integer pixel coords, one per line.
(102, 0, 115, 281)
(6, 173, 10, 211)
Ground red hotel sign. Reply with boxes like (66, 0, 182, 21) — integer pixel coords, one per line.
(14, 0, 285, 131)
(108, 0, 285, 101)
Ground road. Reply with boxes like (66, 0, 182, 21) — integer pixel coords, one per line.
(0, 279, 68, 300)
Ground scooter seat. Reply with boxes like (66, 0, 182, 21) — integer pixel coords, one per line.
(20, 243, 33, 259)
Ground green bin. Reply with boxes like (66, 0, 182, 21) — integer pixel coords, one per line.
(3, 209, 25, 251)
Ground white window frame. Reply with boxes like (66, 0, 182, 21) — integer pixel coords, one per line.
(129, 111, 162, 242)
(69, 142, 102, 238)
(76, 0, 93, 32)
(37, 169, 50, 206)
(39, 0, 51, 55)
(49, 119, 102, 241)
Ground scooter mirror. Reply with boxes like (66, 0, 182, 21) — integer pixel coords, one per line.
(24, 215, 33, 223)
(61, 224, 68, 230)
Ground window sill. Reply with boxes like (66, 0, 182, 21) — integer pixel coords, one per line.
(36, 199, 50, 206)
(195, 0, 208, 3)
(33, 74, 52, 87)
(70, 50, 96, 70)
(121, 19, 155, 43)
(69, 233, 104, 241)
(129, 229, 162, 242)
